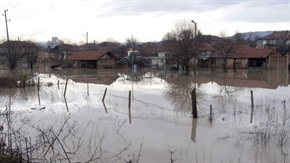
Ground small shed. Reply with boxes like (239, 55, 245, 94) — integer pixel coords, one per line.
(65, 51, 118, 69)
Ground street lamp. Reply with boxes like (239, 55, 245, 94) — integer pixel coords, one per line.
(191, 20, 197, 37)
(191, 20, 197, 76)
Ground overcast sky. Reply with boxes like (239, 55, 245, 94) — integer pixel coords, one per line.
(0, 0, 289, 44)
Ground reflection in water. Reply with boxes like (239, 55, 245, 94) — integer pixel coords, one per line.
(191, 118, 197, 142)
(102, 101, 108, 113)
(64, 96, 69, 112)
(128, 90, 132, 124)
(164, 76, 205, 115)
(233, 97, 290, 162)
(37, 84, 41, 105)
(213, 74, 244, 109)
(1, 69, 290, 162)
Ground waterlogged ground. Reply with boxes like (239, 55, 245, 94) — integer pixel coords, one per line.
(0, 68, 290, 162)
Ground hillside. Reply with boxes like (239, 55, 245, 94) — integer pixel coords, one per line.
(231, 31, 274, 40)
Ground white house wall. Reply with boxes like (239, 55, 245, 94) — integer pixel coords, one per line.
(151, 58, 165, 67)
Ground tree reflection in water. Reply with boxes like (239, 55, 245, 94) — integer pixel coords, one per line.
(214, 75, 244, 108)
(164, 76, 205, 115)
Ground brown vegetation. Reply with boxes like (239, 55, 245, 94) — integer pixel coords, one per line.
(0, 77, 16, 87)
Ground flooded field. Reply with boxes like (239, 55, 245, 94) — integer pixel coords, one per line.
(0, 68, 290, 162)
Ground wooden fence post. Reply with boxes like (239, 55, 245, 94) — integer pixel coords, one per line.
(37, 77, 40, 88)
(191, 88, 197, 118)
(250, 90, 254, 123)
(64, 79, 68, 96)
(102, 88, 107, 102)
(128, 90, 132, 124)
(210, 104, 212, 116)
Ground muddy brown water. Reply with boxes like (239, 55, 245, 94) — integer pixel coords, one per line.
(0, 68, 290, 162)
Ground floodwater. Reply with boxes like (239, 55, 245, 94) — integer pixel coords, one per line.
(0, 68, 290, 162)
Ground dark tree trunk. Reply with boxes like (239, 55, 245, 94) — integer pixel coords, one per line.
(233, 58, 236, 72)
(223, 58, 227, 73)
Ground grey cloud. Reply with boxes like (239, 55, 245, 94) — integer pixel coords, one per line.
(97, 0, 245, 17)
(2, 1, 25, 9)
(224, 1, 288, 23)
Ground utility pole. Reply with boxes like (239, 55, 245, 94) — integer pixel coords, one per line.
(83, 31, 88, 44)
(3, 9, 10, 54)
(86, 32, 88, 44)
(131, 35, 133, 50)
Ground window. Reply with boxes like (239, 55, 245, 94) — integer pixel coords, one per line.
(50, 53, 54, 58)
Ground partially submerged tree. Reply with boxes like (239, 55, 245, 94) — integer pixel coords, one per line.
(0, 40, 37, 70)
(25, 41, 38, 69)
(213, 32, 237, 73)
(163, 19, 201, 75)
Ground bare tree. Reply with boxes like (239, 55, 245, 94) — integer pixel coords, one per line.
(0, 40, 37, 70)
(247, 33, 259, 47)
(232, 32, 259, 47)
(125, 37, 138, 50)
(233, 32, 246, 45)
(162, 19, 201, 75)
(276, 32, 290, 55)
(25, 41, 38, 69)
(213, 32, 237, 73)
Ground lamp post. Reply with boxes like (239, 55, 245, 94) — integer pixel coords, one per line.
(191, 20, 197, 37)
(191, 20, 197, 76)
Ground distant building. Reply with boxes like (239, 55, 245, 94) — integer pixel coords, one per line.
(64, 51, 119, 69)
(210, 45, 279, 69)
(143, 46, 171, 68)
(257, 31, 290, 48)
(46, 37, 64, 49)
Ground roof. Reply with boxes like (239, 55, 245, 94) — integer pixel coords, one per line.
(0, 40, 36, 48)
(210, 46, 277, 59)
(198, 42, 214, 51)
(57, 44, 79, 51)
(199, 35, 220, 43)
(65, 51, 117, 61)
(261, 31, 289, 40)
(155, 46, 171, 53)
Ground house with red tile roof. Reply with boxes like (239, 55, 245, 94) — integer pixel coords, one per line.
(257, 31, 290, 49)
(195, 42, 215, 67)
(142, 45, 173, 68)
(210, 45, 279, 69)
(37, 43, 80, 70)
(64, 51, 119, 69)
